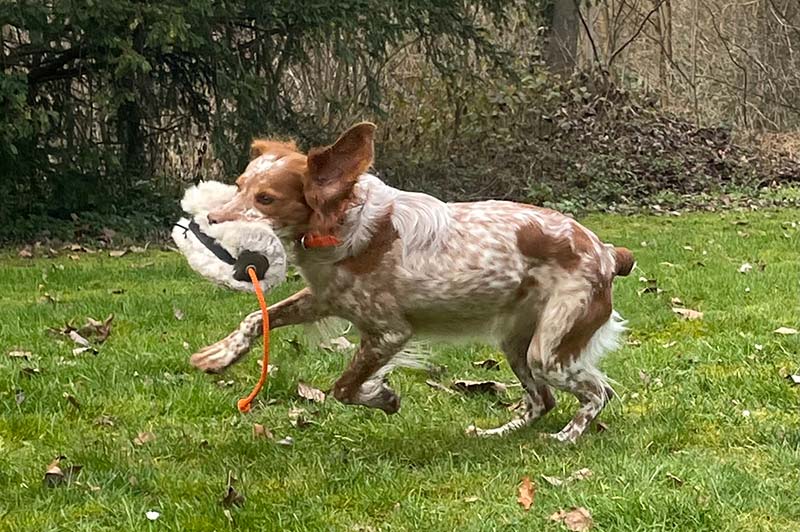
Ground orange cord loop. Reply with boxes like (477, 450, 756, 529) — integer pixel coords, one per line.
(237, 266, 270, 413)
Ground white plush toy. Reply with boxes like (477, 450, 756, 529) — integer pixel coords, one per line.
(171, 181, 287, 292)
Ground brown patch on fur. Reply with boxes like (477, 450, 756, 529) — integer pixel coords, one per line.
(304, 122, 376, 237)
(338, 214, 399, 275)
(249, 139, 298, 160)
(516, 221, 593, 271)
(613, 247, 634, 276)
(555, 283, 612, 364)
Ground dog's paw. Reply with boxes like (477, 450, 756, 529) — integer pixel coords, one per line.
(190, 332, 250, 373)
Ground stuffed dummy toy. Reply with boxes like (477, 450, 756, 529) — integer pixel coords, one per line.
(171, 181, 287, 292)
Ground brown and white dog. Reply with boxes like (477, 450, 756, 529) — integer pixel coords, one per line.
(191, 122, 634, 442)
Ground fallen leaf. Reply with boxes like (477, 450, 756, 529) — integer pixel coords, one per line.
(670, 297, 684, 306)
(463, 496, 480, 503)
(542, 475, 564, 487)
(472, 359, 500, 370)
(288, 407, 313, 428)
(568, 468, 593, 482)
(21, 367, 41, 377)
(145, 510, 160, 521)
(133, 431, 156, 446)
(672, 307, 703, 320)
(216, 379, 235, 388)
(7, 350, 32, 360)
(63, 393, 81, 409)
(77, 314, 114, 343)
(595, 421, 609, 433)
(15, 389, 26, 405)
(517, 476, 535, 511)
(451, 380, 508, 395)
(110, 288, 125, 295)
(637, 278, 661, 295)
(18, 247, 34, 258)
(223, 509, 234, 524)
(738, 262, 753, 274)
(321, 336, 355, 351)
(774, 327, 798, 335)
(638, 370, 651, 384)
(174, 308, 185, 321)
(662, 341, 677, 348)
(109, 250, 128, 258)
(253, 423, 274, 439)
(129, 245, 147, 253)
(43, 456, 82, 487)
(550, 507, 593, 531)
(222, 471, 245, 508)
(72, 346, 97, 356)
(666, 472, 684, 486)
(94, 415, 115, 427)
(276, 436, 294, 446)
(68, 330, 91, 347)
(786, 375, 800, 385)
(297, 382, 326, 403)
(425, 379, 456, 394)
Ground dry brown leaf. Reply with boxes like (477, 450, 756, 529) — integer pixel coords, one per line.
(297, 382, 326, 403)
(21, 367, 41, 377)
(174, 308, 185, 321)
(94, 415, 115, 427)
(68, 330, 91, 347)
(463, 496, 479, 503)
(43, 456, 82, 487)
(133, 431, 156, 446)
(18, 247, 34, 259)
(222, 471, 245, 508)
(595, 421, 609, 433)
(670, 297, 684, 306)
(63, 393, 81, 409)
(77, 314, 114, 343)
(517, 476, 534, 511)
(472, 359, 500, 370)
(109, 250, 128, 258)
(276, 436, 294, 446)
(550, 507, 593, 531)
(425, 379, 456, 394)
(672, 307, 703, 320)
(786, 374, 800, 385)
(8, 350, 32, 360)
(253, 423, 274, 439)
(568, 468, 593, 482)
(774, 327, 798, 335)
(541, 475, 564, 487)
(288, 407, 312, 428)
(451, 380, 507, 395)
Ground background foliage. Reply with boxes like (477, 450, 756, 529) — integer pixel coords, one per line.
(2, 0, 800, 243)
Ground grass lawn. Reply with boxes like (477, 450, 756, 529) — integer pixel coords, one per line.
(1, 209, 799, 531)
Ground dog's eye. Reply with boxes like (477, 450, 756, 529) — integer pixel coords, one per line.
(256, 194, 274, 205)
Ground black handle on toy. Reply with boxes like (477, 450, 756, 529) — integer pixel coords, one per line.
(233, 251, 270, 282)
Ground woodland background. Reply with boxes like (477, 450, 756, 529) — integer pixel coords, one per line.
(3, 0, 800, 242)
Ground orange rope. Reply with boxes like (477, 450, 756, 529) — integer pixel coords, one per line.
(237, 266, 270, 413)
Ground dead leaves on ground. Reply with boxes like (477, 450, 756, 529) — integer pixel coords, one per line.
(253, 423, 274, 440)
(541, 468, 593, 487)
(517, 476, 535, 511)
(472, 358, 500, 370)
(550, 507, 593, 531)
(43, 456, 83, 488)
(222, 471, 245, 508)
(297, 382, 326, 403)
(48, 314, 114, 354)
(451, 380, 508, 395)
(133, 431, 156, 446)
(672, 307, 703, 321)
(774, 326, 798, 335)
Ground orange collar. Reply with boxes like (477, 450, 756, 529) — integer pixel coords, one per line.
(299, 233, 341, 249)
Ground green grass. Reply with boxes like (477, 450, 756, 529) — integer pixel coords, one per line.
(1, 209, 799, 531)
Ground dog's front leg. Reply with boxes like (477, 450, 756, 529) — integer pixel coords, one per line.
(331, 328, 411, 414)
(190, 288, 327, 373)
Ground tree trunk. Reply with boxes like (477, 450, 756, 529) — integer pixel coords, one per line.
(545, 0, 580, 75)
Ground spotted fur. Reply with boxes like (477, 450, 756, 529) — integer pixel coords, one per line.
(193, 122, 634, 443)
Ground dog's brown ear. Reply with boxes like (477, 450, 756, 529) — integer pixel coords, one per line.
(250, 139, 298, 160)
(304, 122, 376, 235)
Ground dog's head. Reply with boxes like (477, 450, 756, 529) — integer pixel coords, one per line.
(208, 122, 376, 241)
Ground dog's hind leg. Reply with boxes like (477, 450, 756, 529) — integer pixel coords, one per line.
(467, 321, 556, 437)
(528, 285, 622, 443)
(190, 288, 327, 373)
